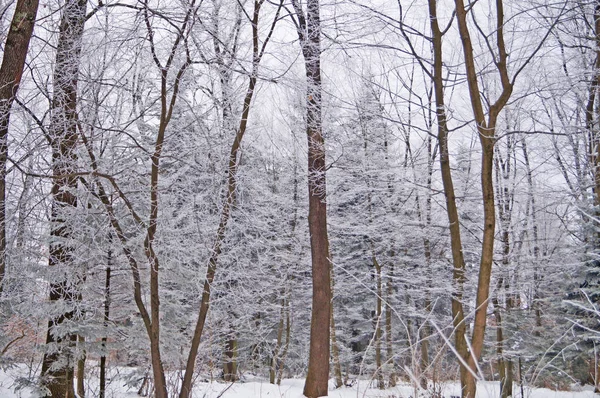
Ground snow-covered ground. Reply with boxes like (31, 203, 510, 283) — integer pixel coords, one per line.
(0, 366, 597, 398)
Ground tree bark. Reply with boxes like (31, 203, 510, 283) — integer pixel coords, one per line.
(40, 0, 86, 396)
(453, 0, 513, 395)
(386, 262, 396, 387)
(494, 143, 515, 398)
(417, 134, 435, 390)
(99, 248, 111, 398)
(222, 334, 238, 382)
(276, 298, 291, 385)
(0, 0, 39, 295)
(522, 139, 542, 333)
(291, 1, 331, 396)
(427, 0, 471, 395)
(374, 255, 384, 389)
(77, 335, 85, 397)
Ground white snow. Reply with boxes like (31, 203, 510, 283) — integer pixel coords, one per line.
(0, 366, 597, 398)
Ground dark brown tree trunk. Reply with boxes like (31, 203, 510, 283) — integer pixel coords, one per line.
(453, 0, 513, 395)
(427, 0, 470, 395)
(77, 335, 85, 397)
(40, 1, 86, 396)
(0, 0, 39, 295)
(99, 248, 111, 398)
(290, 1, 330, 396)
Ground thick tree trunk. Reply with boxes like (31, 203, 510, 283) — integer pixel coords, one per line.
(290, 1, 331, 396)
(0, 0, 39, 295)
(40, 1, 86, 396)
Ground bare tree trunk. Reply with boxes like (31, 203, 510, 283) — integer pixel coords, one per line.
(290, 1, 331, 396)
(271, 299, 285, 384)
(453, 0, 514, 395)
(386, 262, 396, 387)
(0, 0, 39, 295)
(492, 285, 509, 398)
(416, 134, 435, 390)
(426, 0, 470, 395)
(374, 256, 384, 389)
(276, 298, 291, 385)
(40, 1, 86, 396)
(99, 249, 111, 398)
(77, 335, 85, 397)
(222, 333, 238, 382)
(522, 139, 542, 333)
(15, 154, 33, 250)
(494, 141, 515, 398)
(277, 162, 298, 386)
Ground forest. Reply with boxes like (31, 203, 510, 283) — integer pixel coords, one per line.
(0, 0, 598, 397)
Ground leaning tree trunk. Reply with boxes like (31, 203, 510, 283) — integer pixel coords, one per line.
(40, 0, 86, 396)
(0, 0, 39, 295)
(453, 0, 513, 395)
